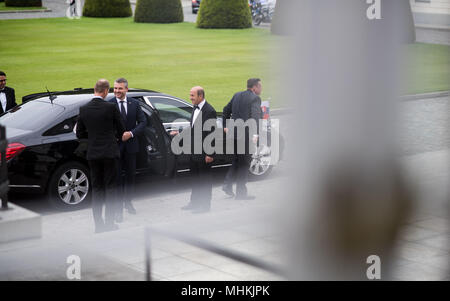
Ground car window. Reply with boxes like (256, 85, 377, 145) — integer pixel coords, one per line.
(0, 101, 65, 131)
(147, 97, 192, 124)
(43, 116, 78, 136)
(139, 104, 155, 128)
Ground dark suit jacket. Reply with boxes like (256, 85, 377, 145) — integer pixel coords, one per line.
(108, 97, 146, 154)
(0, 86, 17, 114)
(222, 89, 262, 137)
(76, 97, 125, 160)
(190, 101, 217, 162)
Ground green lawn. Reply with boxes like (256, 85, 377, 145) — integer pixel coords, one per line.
(405, 42, 450, 95)
(0, 17, 448, 111)
(0, 18, 273, 110)
(0, 3, 45, 10)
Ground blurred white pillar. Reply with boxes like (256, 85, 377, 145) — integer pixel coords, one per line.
(278, 0, 415, 280)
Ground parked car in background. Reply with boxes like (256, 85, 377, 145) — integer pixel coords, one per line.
(1, 88, 282, 210)
(192, 0, 201, 14)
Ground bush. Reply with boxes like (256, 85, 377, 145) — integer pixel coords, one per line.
(197, 0, 252, 29)
(83, 0, 132, 18)
(5, 0, 42, 7)
(134, 0, 183, 23)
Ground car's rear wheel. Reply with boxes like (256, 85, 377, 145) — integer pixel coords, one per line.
(48, 162, 91, 210)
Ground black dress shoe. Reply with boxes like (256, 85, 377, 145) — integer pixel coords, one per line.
(222, 186, 235, 197)
(235, 195, 256, 201)
(125, 203, 137, 215)
(181, 203, 197, 210)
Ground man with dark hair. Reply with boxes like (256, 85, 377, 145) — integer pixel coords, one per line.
(109, 77, 146, 221)
(76, 79, 125, 233)
(222, 78, 263, 200)
(0, 71, 17, 114)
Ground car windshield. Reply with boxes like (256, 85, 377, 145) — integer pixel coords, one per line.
(0, 100, 65, 131)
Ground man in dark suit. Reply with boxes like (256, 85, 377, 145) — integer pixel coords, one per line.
(171, 86, 217, 213)
(222, 78, 263, 200)
(0, 71, 17, 114)
(109, 78, 146, 221)
(76, 79, 125, 233)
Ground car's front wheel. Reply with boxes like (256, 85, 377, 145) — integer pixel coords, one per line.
(48, 162, 91, 210)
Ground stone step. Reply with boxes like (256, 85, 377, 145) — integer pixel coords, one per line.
(0, 203, 41, 244)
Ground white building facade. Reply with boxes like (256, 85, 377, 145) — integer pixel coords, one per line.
(410, 0, 450, 26)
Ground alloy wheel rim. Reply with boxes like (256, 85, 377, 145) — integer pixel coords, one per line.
(249, 145, 271, 176)
(57, 168, 89, 205)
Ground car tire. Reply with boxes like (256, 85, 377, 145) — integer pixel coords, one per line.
(248, 143, 273, 180)
(48, 161, 91, 211)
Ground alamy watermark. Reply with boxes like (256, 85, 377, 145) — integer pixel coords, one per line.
(366, 0, 381, 20)
(366, 255, 381, 280)
(170, 115, 280, 165)
(66, 255, 81, 280)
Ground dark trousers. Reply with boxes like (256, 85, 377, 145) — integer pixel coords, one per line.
(88, 158, 118, 226)
(116, 150, 137, 213)
(224, 154, 251, 197)
(224, 138, 252, 197)
(189, 157, 212, 209)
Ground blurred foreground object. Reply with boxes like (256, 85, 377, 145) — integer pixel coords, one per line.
(271, 0, 415, 43)
(279, 0, 418, 280)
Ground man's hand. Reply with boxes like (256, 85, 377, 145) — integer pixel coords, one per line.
(205, 156, 214, 164)
(224, 128, 228, 134)
(122, 131, 132, 142)
(169, 130, 179, 136)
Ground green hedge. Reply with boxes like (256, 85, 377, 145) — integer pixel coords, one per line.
(197, 0, 252, 29)
(134, 0, 183, 23)
(83, 0, 132, 18)
(5, 0, 42, 7)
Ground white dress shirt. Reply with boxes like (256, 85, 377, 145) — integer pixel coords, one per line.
(116, 96, 134, 138)
(192, 99, 206, 127)
(0, 90, 7, 112)
(116, 97, 128, 115)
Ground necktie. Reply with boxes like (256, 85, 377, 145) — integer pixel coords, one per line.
(193, 105, 199, 110)
(120, 101, 127, 121)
